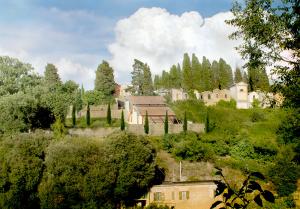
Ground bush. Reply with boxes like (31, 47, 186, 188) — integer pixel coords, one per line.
(51, 118, 67, 139)
(216, 99, 236, 109)
(230, 139, 255, 159)
(250, 110, 266, 122)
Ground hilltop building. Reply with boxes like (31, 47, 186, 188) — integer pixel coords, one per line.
(125, 96, 176, 124)
(229, 81, 249, 109)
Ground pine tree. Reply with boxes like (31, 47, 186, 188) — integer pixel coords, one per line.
(248, 67, 269, 91)
(44, 63, 61, 89)
(202, 56, 213, 91)
(234, 67, 243, 83)
(161, 70, 170, 89)
(211, 60, 220, 89)
(205, 110, 210, 133)
(144, 111, 149, 134)
(86, 103, 90, 127)
(107, 103, 112, 125)
(182, 53, 193, 94)
(183, 111, 187, 132)
(94, 60, 116, 98)
(164, 111, 169, 135)
(72, 104, 76, 127)
(153, 75, 161, 90)
(120, 110, 125, 131)
(142, 64, 154, 95)
(191, 54, 202, 91)
(243, 71, 248, 83)
(131, 59, 144, 95)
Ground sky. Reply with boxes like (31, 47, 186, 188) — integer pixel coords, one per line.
(0, 0, 244, 89)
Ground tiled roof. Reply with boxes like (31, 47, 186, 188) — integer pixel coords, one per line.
(128, 96, 165, 105)
(136, 106, 175, 116)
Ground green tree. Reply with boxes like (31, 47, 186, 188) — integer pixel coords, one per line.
(144, 111, 149, 134)
(226, 0, 298, 107)
(0, 133, 51, 209)
(44, 64, 61, 90)
(120, 110, 125, 131)
(142, 64, 154, 95)
(94, 60, 116, 98)
(183, 111, 187, 132)
(51, 118, 67, 139)
(107, 103, 112, 125)
(191, 54, 202, 90)
(83, 90, 105, 105)
(164, 111, 169, 135)
(202, 56, 213, 91)
(72, 104, 76, 127)
(86, 103, 90, 126)
(131, 59, 144, 95)
(234, 67, 243, 83)
(182, 53, 193, 95)
(0, 56, 40, 96)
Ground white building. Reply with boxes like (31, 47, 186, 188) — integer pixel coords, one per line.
(230, 82, 249, 109)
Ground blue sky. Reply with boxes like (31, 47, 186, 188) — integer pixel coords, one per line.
(0, 0, 240, 89)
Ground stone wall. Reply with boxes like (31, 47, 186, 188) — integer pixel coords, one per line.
(68, 123, 204, 137)
(127, 123, 204, 136)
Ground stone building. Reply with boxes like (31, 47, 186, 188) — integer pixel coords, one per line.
(125, 96, 176, 124)
(137, 181, 217, 209)
(230, 81, 249, 109)
(170, 88, 188, 102)
(198, 89, 231, 106)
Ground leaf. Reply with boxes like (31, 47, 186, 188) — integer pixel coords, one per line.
(215, 181, 227, 196)
(262, 190, 275, 203)
(233, 203, 242, 209)
(254, 194, 263, 207)
(224, 188, 234, 201)
(245, 189, 253, 193)
(215, 167, 222, 171)
(248, 181, 262, 192)
(251, 172, 265, 180)
(210, 200, 222, 209)
(215, 170, 223, 176)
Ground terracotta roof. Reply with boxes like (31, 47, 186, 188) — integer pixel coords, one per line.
(128, 96, 165, 105)
(136, 106, 176, 116)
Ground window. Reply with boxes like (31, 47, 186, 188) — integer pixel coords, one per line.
(216, 94, 219, 98)
(200, 95, 203, 99)
(240, 89, 244, 92)
(154, 192, 164, 201)
(179, 191, 190, 200)
(225, 94, 227, 98)
(208, 94, 211, 99)
(253, 95, 255, 99)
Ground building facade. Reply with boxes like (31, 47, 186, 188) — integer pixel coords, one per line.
(230, 82, 249, 109)
(138, 181, 217, 209)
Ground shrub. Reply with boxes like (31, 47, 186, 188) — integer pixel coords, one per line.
(51, 118, 67, 139)
(216, 99, 237, 109)
(251, 110, 266, 122)
(230, 139, 255, 159)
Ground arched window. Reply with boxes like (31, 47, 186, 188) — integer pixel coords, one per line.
(208, 94, 211, 99)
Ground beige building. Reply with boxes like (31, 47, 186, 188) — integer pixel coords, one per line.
(138, 181, 217, 209)
(230, 82, 249, 109)
(125, 96, 176, 124)
(198, 89, 231, 106)
(170, 89, 188, 102)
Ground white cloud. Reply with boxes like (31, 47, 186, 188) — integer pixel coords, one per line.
(0, 7, 111, 90)
(108, 7, 243, 82)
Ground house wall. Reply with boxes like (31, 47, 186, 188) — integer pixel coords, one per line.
(171, 89, 187, 102)
(230, 82, 248, 109)
(199, 89, 231, 106)
(145, 182, 217, 209)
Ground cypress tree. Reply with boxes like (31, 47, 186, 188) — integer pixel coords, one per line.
(120, 110, 125, 131)
(183, 111, 187, 133)
(234, 67, 243, 83)
(205, 110, 210, 133)
(86, 103, 90, 126)
(144, 111, 149, 134)
(164, 111, 169, 135)
(72, 104, 76, 127)
(107, 103, 112, 125)
(182, 53, 193, 94)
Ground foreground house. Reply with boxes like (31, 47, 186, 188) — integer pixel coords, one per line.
(125, 96, 177, 124)
(136, 181, 216, 209)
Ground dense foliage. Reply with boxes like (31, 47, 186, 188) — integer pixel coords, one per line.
(0, 132, 162, 209)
